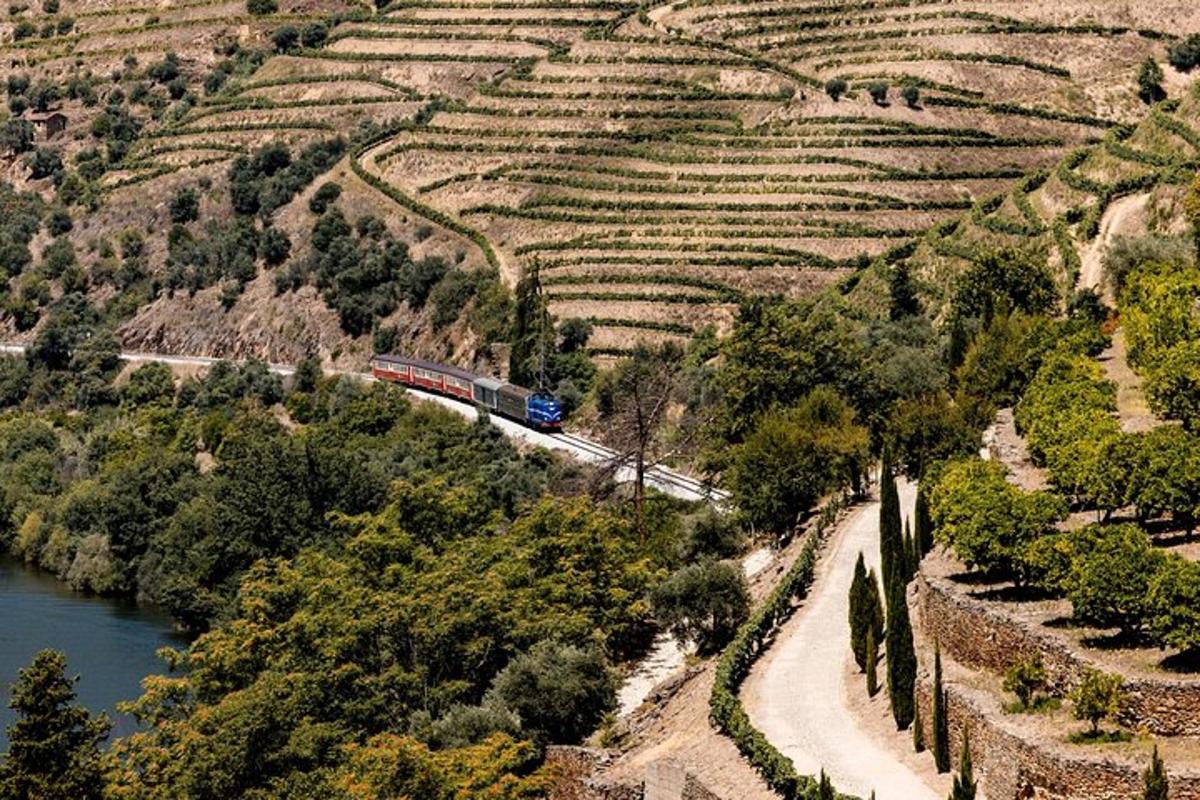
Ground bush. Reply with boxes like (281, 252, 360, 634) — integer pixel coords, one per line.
(271, 25, 299, 53)
(246, 0, 276, 14)
(652, 559, 750, 653)
(901, 84, 920, 108)
(1002, 654, 1047, 709)
(824, 78, 847, 101)
(868, 82, 889, 105)
(122, 362, 175, 407)
(1103, 235, 1193, 296)
(1167, 34, 1200, 72)
(300, 22, 327, 48)
(484, 640, 616, 745)
(399, 256, 447, 309)
(308, 181, 341, 214)
(26, 147, 62, 180)
(1148, 556, 1200, 653)
(1138, 58, 1165, 103)
(259, 227, 291, 266)
(1070, 668, 1124, 735)
(169, 188, 199, 224)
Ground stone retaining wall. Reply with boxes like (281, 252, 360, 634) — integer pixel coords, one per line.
(916, 570, 1200, 735)
(547, 749, 722, 800)
(913, 675, 1200, 800)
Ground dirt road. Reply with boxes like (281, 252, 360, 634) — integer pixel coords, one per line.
(741, 481, 950, 800)
(1078, 193, 1148, 302)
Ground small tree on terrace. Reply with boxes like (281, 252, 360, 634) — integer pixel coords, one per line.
(1148, 555, 1200, 654)
(825, 77, 848, 101)
(1068, 524, 1165, 639)
(1070, 667, 1124, 736)
(868, 81, 889, 106)
(1143, 745, 1168, 800)
(1137, 57, 1165, 104)
(1002, 653, 1047, 710)
(901, 83, 921, 109)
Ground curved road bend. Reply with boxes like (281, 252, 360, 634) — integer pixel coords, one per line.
(742, 480, 947, 800)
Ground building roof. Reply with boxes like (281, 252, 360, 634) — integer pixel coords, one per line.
(25, 112, 67, 123)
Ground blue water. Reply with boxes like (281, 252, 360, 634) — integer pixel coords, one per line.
(0, 555, 189, 747)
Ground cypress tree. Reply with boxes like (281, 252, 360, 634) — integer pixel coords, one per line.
(912, 693, 926, 753)
(903, 517, 917, 581)
(947, 316, 968, 377)
(817, 769, 834, 800)
(866, 626, 879, 697)
(0, 650, 109, 800)
(849, 552, 870, 670)
(879, 466, 902, 594)
(886, 566, 916, 729)
(889, 260, 920, 321)
(950, 731, 977, 800)
(933, 647, 950, 773)
(915, 481, 934, 556)
(866, 568, 884, 656)
(1143, 745, 1168, 800)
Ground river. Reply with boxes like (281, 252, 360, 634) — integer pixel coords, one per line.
(0, 556, 189, 748)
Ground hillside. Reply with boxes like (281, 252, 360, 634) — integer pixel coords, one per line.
(2, 0, 1200, 367)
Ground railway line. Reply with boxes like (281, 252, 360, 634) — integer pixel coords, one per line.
(0, 344, 722, 504)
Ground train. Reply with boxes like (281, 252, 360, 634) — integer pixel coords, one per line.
(369, 353, 564, 430)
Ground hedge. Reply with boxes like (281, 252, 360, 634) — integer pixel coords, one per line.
(709, 494, 860, 800)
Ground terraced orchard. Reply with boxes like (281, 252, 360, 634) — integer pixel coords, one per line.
(12, 0, 1197, 357)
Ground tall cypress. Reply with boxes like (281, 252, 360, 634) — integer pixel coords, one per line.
(886, 565, 916, 729)
(879, 466, 902, 594)
(866, 568, 884, 658)
(866, 626, 879, 697)
(849, 553, 870, 670)
(933, 647, 950, 773)
(912, 693, 926, 753)
(1143, 745, 1168, 800)
(817, 770, 834, 800)
(915, 480, 934, 556)
(950, 731, 977, 800)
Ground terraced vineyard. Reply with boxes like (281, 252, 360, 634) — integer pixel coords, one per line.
(7, 0, 1198, 357)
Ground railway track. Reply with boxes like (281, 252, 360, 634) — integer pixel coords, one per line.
(0, 344, 725, 504)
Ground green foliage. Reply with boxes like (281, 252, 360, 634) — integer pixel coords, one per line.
(228, 138, 345, 219)
(865, 626, 879, 698)
(1002, 654, 1047, 709)
(169, 187, 199, 224)
(901, 84, 920, 108)
(950, 733, 976, 800)
(1143, 745, 1168, 800)
(952, 246, 1057, 320)
(653, 559, 750, 653)
(308, 181, 341, 214)
(879, 467, 902, 592)
(848, 553, 884, 672)
(1149, 556, 1200, 653)
(885, 555, 916, 730)
(0, 650, 109, 800)
(824, 78, 847, 101)
(1105, 235, 1195, 298)
(867, 82, 888, 106)
(888, 260, 920, 320)
(726, 388, 868, 533)
(932, 648, 949, 773)
(1137, 57, 1165, 103)
(1167, 34, 1200, 72)
(1067, 524, 1165, 638)
(1070, 668, 1124, 734)
(486, 640, 617, 745)
(928, 459, 1067, 583)
(246, 0, 276, 14)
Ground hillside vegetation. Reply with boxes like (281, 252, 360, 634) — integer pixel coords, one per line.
(3, 0, 1200, 363)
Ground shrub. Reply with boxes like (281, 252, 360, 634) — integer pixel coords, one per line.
(484, 640, 616, 745)
(1070, 668, 1124, 735)
(824, 77, 847, 101)
(300, 22, 327, 48)
(652, 559, 750, 653)
(1167, 34, 1200, 72)
(1148, 556, 1200, 653)
(258, 227, 291, 266)
(901, 84, 920, 109)
(1138, 58, 1165, 103)
(169, 188, 199, 224)
(1068, 525, 1164, 638)
(1002, 654, 1047, 709)
(246, 0, 276, 14)
(868, 82, 889, 106)
(398, 256, 447, 309)
(271, 25, 299, 53)
(1103, 235, 1194, 296)
(26, 147, 62, 180)
(308, 181, 341, 214)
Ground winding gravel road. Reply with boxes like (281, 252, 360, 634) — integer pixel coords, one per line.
(742, 480, 947, 800)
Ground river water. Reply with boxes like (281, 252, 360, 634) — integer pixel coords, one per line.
(0, 556, 188, 747)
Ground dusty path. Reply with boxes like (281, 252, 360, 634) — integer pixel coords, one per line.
(742, 481, 950, 800)
(1078, 192, 1148, 303)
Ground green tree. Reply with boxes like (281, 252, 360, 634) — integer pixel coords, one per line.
(932, 647, 950, 773)
(1143, 745, 1168, 800)
(0, 650, 110, 800)
(1137, 57, 1165, 103)
(817, 770, 834, 800)
(915, 481, 934, 556)
(950, 732, 976, 800)
(825, 78, 847, 100)
(1070, 668, 1124, 735)
(879, 466, 902, 593)
(928, 458, 1067, 583)
(865, 626, 879, 697)
(953, 246, 1057, 320)
(1148, 556, 1200, 653)
(651, 559, 750, 654)
(1068, 524, 1165, 639)
(849, 554, 884, 671)
(889, 261, 920, 320)
(868, 81, 889, 105)
(885, 563, 916, 729)
(726, 388, 868, 534)
(486, 640, 617, 745)
(1002, 654, 1047, 710)
(508, 263, 553, 388)
(121, 361, 175, 407)
(901, 83, 921, 108)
